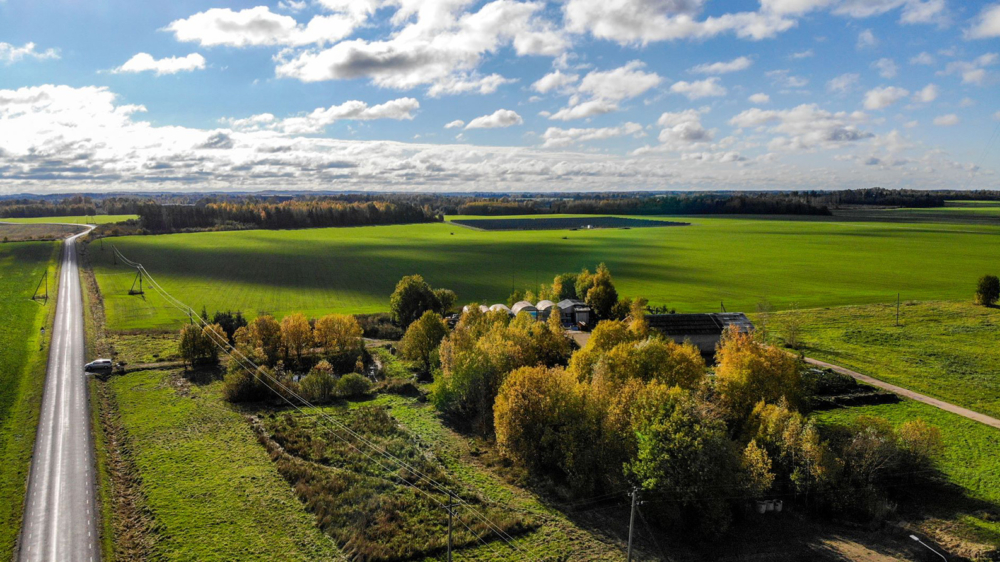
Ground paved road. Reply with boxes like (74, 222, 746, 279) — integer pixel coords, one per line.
(19, 228, 100, 562)
(805, 357, 1000, 430)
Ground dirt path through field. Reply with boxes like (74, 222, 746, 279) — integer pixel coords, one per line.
(805, 357, 1000, 430)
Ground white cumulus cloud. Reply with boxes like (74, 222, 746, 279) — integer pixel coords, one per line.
(224, 98, 420, 134)
(0, 42, 59, 64)
(966, 3, 1000, 39)
(465, 109, 523, 129)
(444, 119, 465, 129)
(690, 56, 753, 74)
(863, 86, 909, 109)
(913, 83, 938, 103)
(532, 70, 579, 94)
(113, 53, 206, 75)
(749, 93, 771, 104)
(541, 122, 643, 148)
(166, 6, 361, 47)
(933, 113, 959, 126)
(670, 77, 726, 100)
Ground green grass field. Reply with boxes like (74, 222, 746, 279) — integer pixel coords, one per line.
(109, 369, 342, 560)
(814, 401, 1000, 547)
(0, 241, 60, 558)
(92, 216, 1000, 331)
(773, 301, 1000, 419)
(2, 214, 137, 225)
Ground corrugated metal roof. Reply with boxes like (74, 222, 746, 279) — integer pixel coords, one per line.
(557, 299, 589, 310)
(647, 313, 754, 336)
(536, 300, 555, 310)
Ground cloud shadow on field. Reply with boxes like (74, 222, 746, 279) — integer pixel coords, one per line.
(93, 229, 701, 313)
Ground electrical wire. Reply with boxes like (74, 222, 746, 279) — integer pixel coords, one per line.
(111, 246, 532, 558)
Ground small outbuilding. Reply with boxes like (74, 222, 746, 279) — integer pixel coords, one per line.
(557, 299, 591, 326)
(646, 313, 754, 354)
(489, 303, 512, 315)
(535, 300, 555, 320)
(511, 301, 538, 317)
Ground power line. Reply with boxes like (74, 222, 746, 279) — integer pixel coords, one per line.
(112, 246, 532, 558)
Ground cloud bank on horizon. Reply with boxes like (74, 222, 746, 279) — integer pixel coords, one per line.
(0, 0, 998, 193)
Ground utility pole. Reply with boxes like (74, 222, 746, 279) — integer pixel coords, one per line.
(627, 488, 639, 562)
(447, 497, 455, 562)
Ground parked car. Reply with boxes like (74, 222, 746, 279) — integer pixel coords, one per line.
(84, 359, 113, 373)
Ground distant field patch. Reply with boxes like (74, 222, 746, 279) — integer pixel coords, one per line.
(0, 223, 83, 242)
(2, 215, 137, 225)
(451, 216, 688, 231)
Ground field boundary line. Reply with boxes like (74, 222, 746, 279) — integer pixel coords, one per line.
(805, 357, 1000, 431)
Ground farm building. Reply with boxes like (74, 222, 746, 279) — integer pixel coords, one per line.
(557, 299, 591, 326)
(511, 301, 538, 317)
(461, 304, 490, 314)
(535, 300, 555, 320)
(647, 313, 754, 353)
(489, 303, 512, 314)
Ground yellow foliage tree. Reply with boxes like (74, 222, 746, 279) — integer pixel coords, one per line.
(714, 326, 802, 423)
(314, 314, 363, 369)
(280, 313, 313, 364)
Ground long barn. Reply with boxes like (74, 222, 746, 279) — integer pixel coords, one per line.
(646, 313, 755, 353)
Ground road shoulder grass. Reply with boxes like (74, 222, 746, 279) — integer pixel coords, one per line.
(0, 241, 60, 559)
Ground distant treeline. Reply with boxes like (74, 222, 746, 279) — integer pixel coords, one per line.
(448, 188, 1000, 216)
(136, 199, 440, 232)
(0, 195, 142, 218)
(8, 188, 1000, 226)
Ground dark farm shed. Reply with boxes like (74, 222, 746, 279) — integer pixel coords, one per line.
(647, 313, 755, 353)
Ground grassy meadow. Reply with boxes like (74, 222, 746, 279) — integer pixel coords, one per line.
(772, 301, 1000, 419)
(92, 216, 1000, 331)
(2, 214, 137, 225)
(108, 369, 342, 560)
(0, 241, 60, 558)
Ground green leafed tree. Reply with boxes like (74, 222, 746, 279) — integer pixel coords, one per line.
(975, 274, 999, 306)
(399, 310, 448, 373)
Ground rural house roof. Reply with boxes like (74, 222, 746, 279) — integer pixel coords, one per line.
(646, 313, 754, 336)
(557, 299, 590, 310)
(489, 303, 512, 313)
(535, 300, 555, 310)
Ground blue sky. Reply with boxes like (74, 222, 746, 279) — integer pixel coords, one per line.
(1, 0, 998, 193)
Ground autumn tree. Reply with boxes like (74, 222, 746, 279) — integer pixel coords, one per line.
(494, 366, 591, 480)
(399, 310, 448, 373)
(549, 273, 578, 301)
(975, 274, 999, 306)
(583, 263, 618, 320)
(314, 314, 363, 372)
(280, 313, 313, 364)
(746, 401, 836, 497)
(179, 323, 215, 367)
(714, 326, 802, 424)
(300, 360, 337, 403)
(593, 338, 705, 390)
(233, 315, 282, 366)
(433, 306, 571, 433)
